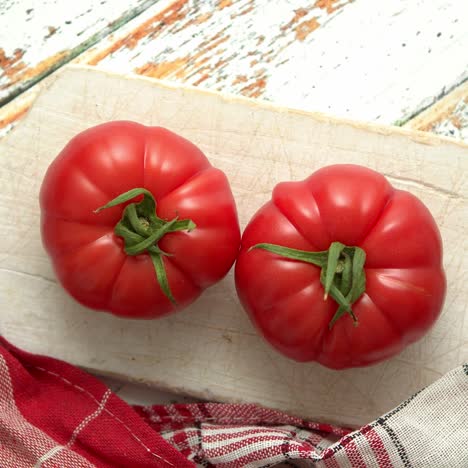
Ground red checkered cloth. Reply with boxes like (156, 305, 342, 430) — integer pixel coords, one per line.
(0, 337, 466, 468)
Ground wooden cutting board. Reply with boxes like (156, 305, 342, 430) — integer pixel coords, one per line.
(1, 65, 467, 428)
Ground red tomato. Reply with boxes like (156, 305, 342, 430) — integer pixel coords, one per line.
(235, 165, 446, 369)
(40, 121, 240, 318)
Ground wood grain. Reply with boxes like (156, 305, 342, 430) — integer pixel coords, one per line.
(1, 66, 467, 427)
(0, 0, 164, 105)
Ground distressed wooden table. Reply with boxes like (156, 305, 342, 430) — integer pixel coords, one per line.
(1, 0, 467, 407)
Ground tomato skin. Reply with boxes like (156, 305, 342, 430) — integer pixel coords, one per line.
(235, 165, 446, 369)
(40, 121, 240, 318)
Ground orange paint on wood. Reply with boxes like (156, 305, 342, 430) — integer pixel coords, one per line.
(138, 31, 230, 83)
(217, 0, 232, 9)
(240, 78, 266, 98)
(87, 0, 230, 83)
(423, 106, 465, 132)
(233, 75, 248, 85)
(136, 58, 189, 79)
(85, 0, 189, 62)
(184, 35, 230, 78)
(411, 94, 467, 133)
(231, 2, 255, 19)
(155, 0, 188, 26)
(192, 73, 210, 86)
(21, 50, 68, 82)
(239, 5, 255, 16)
(193, 34, 230, 61)
(295, 17, 320, 41)
(166, 8, 213, 35)
(281, 8, 309, 32)
(1, 49, 68, 93)
(0, 48, 26, 79)
(314, 0, 341, 14)
(194, 12, 213, 24)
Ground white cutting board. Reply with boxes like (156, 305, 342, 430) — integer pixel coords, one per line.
(1, 65, 467, 428)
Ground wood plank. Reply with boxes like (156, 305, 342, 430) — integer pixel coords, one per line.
(1, 0, 467, 140)
(74, 0, 468, 124)
(1, 66, 466, 427)
(406, 80, 468, 141)
(0, 0, 166, 105)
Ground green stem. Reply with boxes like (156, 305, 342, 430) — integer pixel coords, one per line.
(250, 241, 366, 328)
(95, 188, 196, 305)
(339, 253, 352, 297)
(323, 242, 345, 300)
(125, 218, 180, 256)
(127, 204, 150, 237)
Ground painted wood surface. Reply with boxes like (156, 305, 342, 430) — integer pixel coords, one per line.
(1, 0, 467, 138)
(1, 66, 466, 427)
(0, 0, 163, 105)
(77, 0, 468, 124)
(406, 81, 468, 142)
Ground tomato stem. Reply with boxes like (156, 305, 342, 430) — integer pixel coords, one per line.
(249, 242, 366, 328)
(95, 188, 196, 305)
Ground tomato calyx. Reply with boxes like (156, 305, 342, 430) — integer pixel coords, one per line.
(95, 188, 196, 304)
(249, 242, 366, 328)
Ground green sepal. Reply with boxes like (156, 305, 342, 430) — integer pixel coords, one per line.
(150, 252, 176, 304)
(251, 241, 366, 328)
(96, 188, 196, 304)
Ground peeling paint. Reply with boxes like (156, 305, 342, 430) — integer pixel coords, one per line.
(194, 12, 213, 24)
(217, 0, 232, 10)
(45, 26, 57, 39)
(4, 0, 354, 108)
(0, 0, 170, 104)
(281, 8, 309, 32)
(231, 4, 255, 18)
(295, 17, 320, 41)
(314, 0, 342, 14)
(21, 50, 69, 82)
(86, 1, 191, 61)
(1, 49, 68, 93)
(405, 81, 468, 141)
(418, 97, 468, 140)
(0, 48, 26, 79)
(233, 74, 248, 85)
(1, 0, 467, 142)
(192, 73, 210, 86)
(136, 57, 189, 79)
(240, 78, 266, 98)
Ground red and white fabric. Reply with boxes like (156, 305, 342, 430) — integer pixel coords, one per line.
(0, 337, 466, 467)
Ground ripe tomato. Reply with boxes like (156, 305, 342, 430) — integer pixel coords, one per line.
(235, 165, 446, 369)
(40, 121, 240, 318)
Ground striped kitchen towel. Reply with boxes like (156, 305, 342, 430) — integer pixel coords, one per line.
(0, 337, 466, 467)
